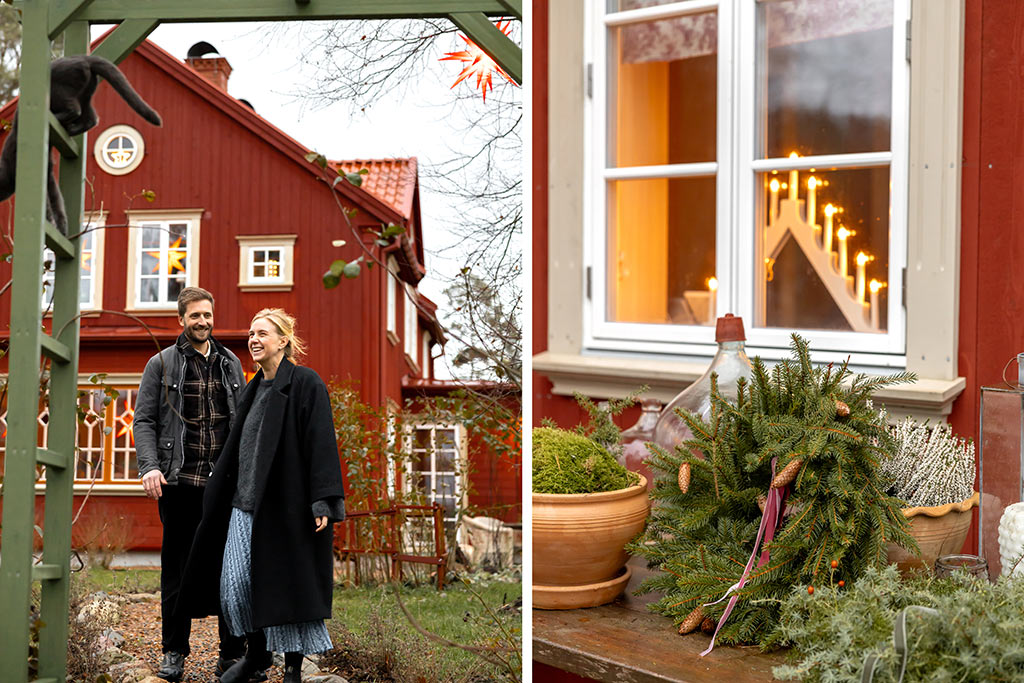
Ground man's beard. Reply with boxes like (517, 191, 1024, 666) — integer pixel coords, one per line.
(185, 325, 211, 344)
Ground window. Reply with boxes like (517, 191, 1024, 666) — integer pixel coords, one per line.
(93, 125, 146, 176)
(422, 331, 432, 378)
(42, 214, 105, 311)
(405, 424, 465, 531)
(236, 234, 296, 291)
(0, 385, 142, 490)
(125, 210, 202, 310)
(404, 285, 419, 366)
(386, 257, 399, 342)
(588, 0, 908, 361)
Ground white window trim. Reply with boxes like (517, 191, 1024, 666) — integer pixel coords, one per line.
(403, 422, 468, 527)
(235, 234, 297, 292)
(386, 257, 399, 344)
(93, 124, 146, 176)
(585, 0, 910, 363)
(43, 211, 107, 314)
(124, 209, 202, 314)
(404, 285, 419, 370)
(10, 373, 148, 494)
(421, 331, 432, 378)
(539, 0, 966, 422)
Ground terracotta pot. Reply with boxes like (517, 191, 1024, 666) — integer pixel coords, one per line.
(886, 491, 979, 574)
(533, 475, 649, 609)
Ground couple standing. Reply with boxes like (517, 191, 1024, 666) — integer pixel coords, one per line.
(135, 287, 345, 683)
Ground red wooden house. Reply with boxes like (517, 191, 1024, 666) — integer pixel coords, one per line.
(0, 38, 519, 552)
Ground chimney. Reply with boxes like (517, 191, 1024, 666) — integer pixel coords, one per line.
(185, 41, 232, 91)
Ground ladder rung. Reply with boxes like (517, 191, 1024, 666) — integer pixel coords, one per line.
(47, 112, 79, 159)
(44, 221, 75, 261)
(36, 448, 70, 470)
(40, 333, 72, 364)
(32, 564, 62, 581)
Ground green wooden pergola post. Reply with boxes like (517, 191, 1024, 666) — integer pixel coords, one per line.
(0, 2, 520, 681)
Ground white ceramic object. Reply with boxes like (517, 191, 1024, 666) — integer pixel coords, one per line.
(997, 502, 1024, 577)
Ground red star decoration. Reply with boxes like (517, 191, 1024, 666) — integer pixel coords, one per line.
(439, 20, 517, 102)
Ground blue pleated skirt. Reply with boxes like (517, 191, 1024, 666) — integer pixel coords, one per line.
(221, 507, 333, 654)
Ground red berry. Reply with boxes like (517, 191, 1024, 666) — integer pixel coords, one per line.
(830, 560, 838, 569)
(838, 580, 845, 587)
(807, 586, 814, 595)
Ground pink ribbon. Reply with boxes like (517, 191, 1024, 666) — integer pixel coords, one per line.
(700, 457, 789, 657)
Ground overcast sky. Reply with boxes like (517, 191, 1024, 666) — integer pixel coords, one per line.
(93, 21, 506, 378)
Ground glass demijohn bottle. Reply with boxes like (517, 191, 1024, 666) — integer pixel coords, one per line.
(651, 314, 753, 453)
(618, 399, 661, 488)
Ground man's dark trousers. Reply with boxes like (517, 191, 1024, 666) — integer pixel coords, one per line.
(157, 483, 244, 658)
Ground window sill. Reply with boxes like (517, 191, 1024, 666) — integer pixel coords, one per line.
(35, 483, 144, 495)
(533, 350, 967, 423)
(404, 354, 421, 375)
(123, 307, 178, 317)
(387, 330, 400, 346)
(238, 282, 294, 292)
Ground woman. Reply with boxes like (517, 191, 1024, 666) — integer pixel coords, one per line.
(178, 308, 345, 683)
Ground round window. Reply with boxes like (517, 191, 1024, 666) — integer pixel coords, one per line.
(93, 125, 145, 175)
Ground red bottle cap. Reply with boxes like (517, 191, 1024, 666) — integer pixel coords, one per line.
(715, 313, 745, 342)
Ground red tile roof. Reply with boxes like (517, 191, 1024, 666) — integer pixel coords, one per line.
(333, 158, 418, 220)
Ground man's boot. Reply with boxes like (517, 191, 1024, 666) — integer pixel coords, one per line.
(156, 651, 186, 682)
(218, 633, 272, 683)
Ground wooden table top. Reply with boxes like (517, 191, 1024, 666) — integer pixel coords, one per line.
(532, 558, 789, 682)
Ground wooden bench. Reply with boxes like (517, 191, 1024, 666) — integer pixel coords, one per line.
(533, 558, 789, 682)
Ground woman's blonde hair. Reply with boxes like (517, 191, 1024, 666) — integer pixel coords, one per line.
(251, 308, 307, 363)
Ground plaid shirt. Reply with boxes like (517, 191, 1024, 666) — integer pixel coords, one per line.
(176, 335, 231, 486)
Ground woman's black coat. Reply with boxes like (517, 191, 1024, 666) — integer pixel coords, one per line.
(178, 357, 344, 628)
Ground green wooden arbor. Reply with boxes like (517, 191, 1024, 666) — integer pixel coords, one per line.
(0, 2, 520, 680)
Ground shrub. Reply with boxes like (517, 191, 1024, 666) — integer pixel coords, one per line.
(532, 427, 638, 494)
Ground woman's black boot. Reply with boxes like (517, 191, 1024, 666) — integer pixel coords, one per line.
(283, 652, 303, 683)
(219, 632, 272, 683)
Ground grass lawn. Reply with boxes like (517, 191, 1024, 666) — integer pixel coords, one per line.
(325, 570, 523, 682)
(79, 566, 161, 594)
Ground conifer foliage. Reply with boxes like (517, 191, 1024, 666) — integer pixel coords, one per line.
(629, 335, 919, 648)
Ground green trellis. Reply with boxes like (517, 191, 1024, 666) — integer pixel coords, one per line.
(0, 2, 521, 681)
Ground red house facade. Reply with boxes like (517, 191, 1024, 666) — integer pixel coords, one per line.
(0, 39, 518, 551)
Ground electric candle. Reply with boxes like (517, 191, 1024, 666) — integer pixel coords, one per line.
(707, 276, 718, 325)
(837, 227, 851, 279)
(807, 176, 817, 227)
(869, 279, 883, 329)
(824, 204, 836, 254)
(769, 178, 780, 224)
(788, 152, 799, 201)
(855, 252, 871, 303)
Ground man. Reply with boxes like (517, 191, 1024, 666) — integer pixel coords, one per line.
(135, 287, 261, 682)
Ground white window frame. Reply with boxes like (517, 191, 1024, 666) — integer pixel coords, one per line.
(386, 257, 399, 343)
(42, 212, 106, 313)
(404, 285, 419, 367)
(584, 0, 911, 367)
(125, 209, 202, 312)
(422, 331, 432, 378)
(235, 234, 296, 292)
(403, 423, 467, 529)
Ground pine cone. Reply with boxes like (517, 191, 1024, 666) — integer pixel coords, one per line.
(757, 494, 767, 513)
(678, 606, 703, 635)
(771, 458, 803, 489)
(700, 617, 717, 634)
(835, 400, 850, 417)
(678, 462, 691, 494)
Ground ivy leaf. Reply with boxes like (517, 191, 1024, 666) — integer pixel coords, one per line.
(304, 151, 328, 169)
(375, 239, 389, 247)
(382, 223, 406, 239)
(328, 259, 347, 277)
(342, 260, 362, 279)
(141, 189, 156, 202)
(323, 270, 340, 289)
(345, 172, 364, 187)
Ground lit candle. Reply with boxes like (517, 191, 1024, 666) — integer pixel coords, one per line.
(788, 152, 799, 201)
(823, 204, 836, 254)
(806, 176, 817, 227)
(837, 227, 851, 279)
(769, 178, 780, 225)
(707, 276, 718, 325)
(855, 252, 871, 303)
(869, 280, 884, 329)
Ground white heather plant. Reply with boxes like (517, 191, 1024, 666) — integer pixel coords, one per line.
(881, 416, 975, 508)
